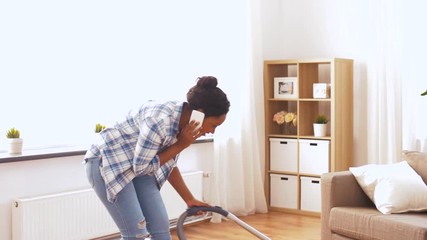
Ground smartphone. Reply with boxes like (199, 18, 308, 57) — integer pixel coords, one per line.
(189, 110, 205, 130)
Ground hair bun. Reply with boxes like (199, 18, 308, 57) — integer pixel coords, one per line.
(197, 76, 218, 89)
(187, 75, 230, 116)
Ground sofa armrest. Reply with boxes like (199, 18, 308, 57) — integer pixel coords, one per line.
(321, 171, 374, 240)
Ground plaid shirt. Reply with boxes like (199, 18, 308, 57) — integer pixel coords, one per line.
(84, 101, 183, 203)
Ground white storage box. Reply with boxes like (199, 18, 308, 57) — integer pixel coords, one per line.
(270, 174, 298, 209)
(300, 176, 321, 212)
(269, 138, 298, 172)
(299, 139, 330, 175)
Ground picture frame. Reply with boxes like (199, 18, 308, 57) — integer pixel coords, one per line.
(313, 83, 329, 99)
(274, 77, 298, 99)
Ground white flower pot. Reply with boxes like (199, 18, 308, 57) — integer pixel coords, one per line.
(313, 123, 327, 137)
(8, 138, 23, 154)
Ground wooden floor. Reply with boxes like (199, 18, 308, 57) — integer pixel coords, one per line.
(102, 211, 320, 240)
(170, 211, 320, 240)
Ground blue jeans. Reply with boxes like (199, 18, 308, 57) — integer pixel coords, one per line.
(85, 157, 171, 240)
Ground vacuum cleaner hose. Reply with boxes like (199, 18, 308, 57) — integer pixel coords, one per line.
(176, 206, 229, 240)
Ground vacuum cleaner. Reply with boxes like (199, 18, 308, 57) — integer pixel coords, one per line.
(176, 206, 272, 240)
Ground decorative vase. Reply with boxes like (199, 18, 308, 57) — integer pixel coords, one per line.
(8, 138, 23, 154)
(313, 123, 327, 137)
(280, 123, 297, 135)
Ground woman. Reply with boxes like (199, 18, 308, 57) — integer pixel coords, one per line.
(84, 76, 230, 240)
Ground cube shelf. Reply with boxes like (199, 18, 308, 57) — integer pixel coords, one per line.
(264, 58, 353, 215)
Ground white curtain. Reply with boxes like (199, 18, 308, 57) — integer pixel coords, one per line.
(402, 1, 427, 153)
(208, 0, 268, 219)
(366, 0, 403, 164)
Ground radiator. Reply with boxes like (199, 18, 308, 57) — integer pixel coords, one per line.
(12, 171, 204, 240)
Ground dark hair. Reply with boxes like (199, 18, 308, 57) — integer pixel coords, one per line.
(187, 76, 230, 117)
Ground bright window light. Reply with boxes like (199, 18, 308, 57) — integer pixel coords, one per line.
(0, 0, 248, 151)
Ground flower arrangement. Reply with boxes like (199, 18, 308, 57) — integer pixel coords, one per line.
(273, 110, 297, 134)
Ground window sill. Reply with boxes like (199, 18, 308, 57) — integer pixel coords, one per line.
(0, 137, 213, 164)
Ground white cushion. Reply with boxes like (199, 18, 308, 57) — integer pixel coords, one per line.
(349, 161, 427, 214)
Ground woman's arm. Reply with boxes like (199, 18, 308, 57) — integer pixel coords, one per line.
(168, 167, 210, 208)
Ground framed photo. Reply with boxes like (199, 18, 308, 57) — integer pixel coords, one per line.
(313, 83, 329, 99)
(274, 77, 298, 99)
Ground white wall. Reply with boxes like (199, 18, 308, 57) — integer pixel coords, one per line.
(0, 142, 213, 240)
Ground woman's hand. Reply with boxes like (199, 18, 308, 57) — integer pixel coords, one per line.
(186, 198, 211, 215)
(186, 198, 210, 208)
(176, 120, 203, 148)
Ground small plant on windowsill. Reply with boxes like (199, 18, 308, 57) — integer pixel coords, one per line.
(6, 127, 23, 154)
(313, 115, 328, 137)
(95, 123, 106, 133)
(6, 127, 20, 139)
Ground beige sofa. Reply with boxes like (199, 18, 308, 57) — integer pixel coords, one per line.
(321, 171, 427, 239)
(321, 151, 427, 240)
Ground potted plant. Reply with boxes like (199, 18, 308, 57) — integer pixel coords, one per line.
(422, 89, 427, 96)
(6, 127, 23, 154)
(313, 115, 328, 137)
(95, 123, 106, 133)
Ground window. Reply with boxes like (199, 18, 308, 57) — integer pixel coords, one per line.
(0, 1, 247, 151)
